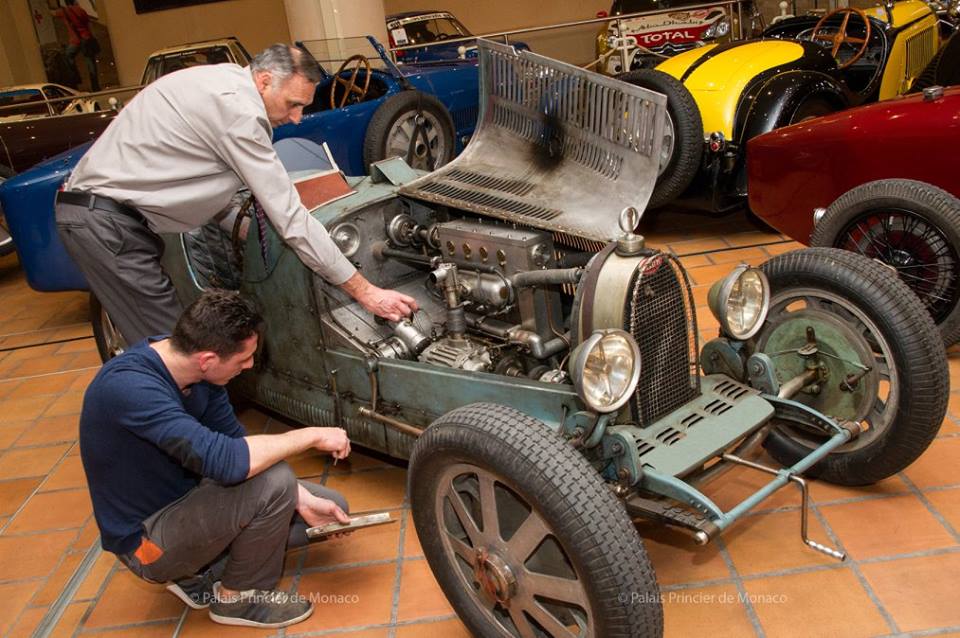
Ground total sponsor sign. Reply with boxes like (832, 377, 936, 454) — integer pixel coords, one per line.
(613, 8, 725, 47)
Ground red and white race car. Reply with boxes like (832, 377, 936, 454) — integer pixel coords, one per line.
(596, 0, 731, 74)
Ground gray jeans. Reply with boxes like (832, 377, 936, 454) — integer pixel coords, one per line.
(55, 200, 182, 345)
(118, 462, 349, 591)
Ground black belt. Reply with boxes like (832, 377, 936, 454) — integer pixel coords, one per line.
(56, 190, 144, 222)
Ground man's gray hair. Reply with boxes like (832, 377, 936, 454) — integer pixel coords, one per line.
(250, 44, 323, 86)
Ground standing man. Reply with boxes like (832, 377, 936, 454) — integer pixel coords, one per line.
(55, 43, 416, 348)
(52, 0, 100, 91)
(82, 290, 353, 628)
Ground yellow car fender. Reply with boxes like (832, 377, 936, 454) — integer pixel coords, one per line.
(655, 41, 807, 138)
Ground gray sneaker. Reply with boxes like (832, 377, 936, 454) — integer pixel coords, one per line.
(208, 584, 313, 628)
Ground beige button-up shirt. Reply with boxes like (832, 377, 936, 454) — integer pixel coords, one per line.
(66, 63, 356, 285)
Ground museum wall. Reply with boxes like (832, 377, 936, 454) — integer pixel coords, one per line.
(92, 0, 292, 87)
(0, 0, 46, 86)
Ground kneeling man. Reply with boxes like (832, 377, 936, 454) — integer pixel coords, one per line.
(80, 290, 352, 628)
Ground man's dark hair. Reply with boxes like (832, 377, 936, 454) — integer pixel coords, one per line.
(170, 290, 264, 358)
(250, 43, 323, 85)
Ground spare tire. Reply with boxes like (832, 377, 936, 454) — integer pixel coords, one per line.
(363, 90, 456, 172)
(618, 69, 703, 209)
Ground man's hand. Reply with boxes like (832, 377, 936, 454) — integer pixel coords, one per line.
(340, 272, 418, 322)
(314, 427, 351, 460)
(297, 485, 350, 528)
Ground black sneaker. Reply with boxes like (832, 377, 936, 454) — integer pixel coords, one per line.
(208, 584, 313, 628)
(165, 556, 226, 609)
(166, 571, 216, 609)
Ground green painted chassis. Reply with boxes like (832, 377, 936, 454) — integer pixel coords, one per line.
(159, 160, 855, 545)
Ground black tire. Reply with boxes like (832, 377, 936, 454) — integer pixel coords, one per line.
(618, 69, 702, 209)
(756, 248, 948, 485)
(90, 293, 127, 362)
(409, 403, 662, 638)
(363, 90, 456, 173)
(787, 96, 836, 123)
(0, 169, 15, 257)
(0, 218, 14, 258)
(810, 179, 960, 346)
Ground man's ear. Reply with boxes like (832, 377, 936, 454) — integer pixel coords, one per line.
(253, 70, 272, 94)
(196, 351, 218, 373)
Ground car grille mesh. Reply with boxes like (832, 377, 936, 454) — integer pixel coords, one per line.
(628, 253, 700, 426)
(906, 28, 937, 81)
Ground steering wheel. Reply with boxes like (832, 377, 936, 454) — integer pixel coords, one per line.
(810, 7, 872, 69)
(329, 54, 372, 109)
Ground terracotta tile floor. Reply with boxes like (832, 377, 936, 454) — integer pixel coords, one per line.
(0, 208, 958, 638)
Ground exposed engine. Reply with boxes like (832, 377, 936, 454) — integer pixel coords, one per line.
(316, 203, 700, 427)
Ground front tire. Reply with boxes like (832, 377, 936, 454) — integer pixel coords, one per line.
(409, 403, 663, 638)
(756, 248, 948, 485)
(810, 179, 960, 346)
(618, 69, 702, 209)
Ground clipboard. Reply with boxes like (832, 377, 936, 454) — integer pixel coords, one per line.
(305, 512, 396, 539)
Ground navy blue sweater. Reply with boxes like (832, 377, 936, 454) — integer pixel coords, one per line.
(80, 339, 251, 555)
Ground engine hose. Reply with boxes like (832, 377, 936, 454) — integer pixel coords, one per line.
(510, 268, 582, 288)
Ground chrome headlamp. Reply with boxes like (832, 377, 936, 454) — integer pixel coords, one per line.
(568, 329, 641, 413)
(707, 265, 770, 340)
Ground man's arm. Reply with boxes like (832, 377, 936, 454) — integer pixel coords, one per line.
(244, 426, 350, 478)
(212, 111, 417, 320)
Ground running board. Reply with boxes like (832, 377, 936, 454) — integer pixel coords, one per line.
(634, 401, 861, 561)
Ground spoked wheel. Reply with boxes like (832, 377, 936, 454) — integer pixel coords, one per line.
(835, 211, 958, 323)
(384, 109, 449, 171)
(363, 91, 455, 172)
(90, 293, 127, 362)
(811, 179, 960, 346)
(410, 403, 662, 638)
(756, 248, 948, 485)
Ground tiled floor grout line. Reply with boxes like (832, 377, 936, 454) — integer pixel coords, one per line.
(0, 445, 72, 536)
(0, 322, 91, 340)
(712, 536, 766, 638)
(0, 365, 100, 384)
(33, 540, 101, 638)
(287, 613, 462, 637)
(809, 498, 901, 635)
(900, 474, 960, 543)
(387, 499, 411, 638)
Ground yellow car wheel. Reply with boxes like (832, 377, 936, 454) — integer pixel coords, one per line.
(619, 69, 702, 209)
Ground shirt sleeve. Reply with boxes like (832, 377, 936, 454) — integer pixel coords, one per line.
(95, 372, 250, 484)
(211, 106, 357, 285)
(200, 384, 248, 439)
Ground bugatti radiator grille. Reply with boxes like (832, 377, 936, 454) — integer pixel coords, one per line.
(629, 253, 700, 426)
(400, 39, 667, 242)
(905, 27, 937, 81)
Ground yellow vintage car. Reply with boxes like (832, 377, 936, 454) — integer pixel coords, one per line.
(620, 0, 941, 209)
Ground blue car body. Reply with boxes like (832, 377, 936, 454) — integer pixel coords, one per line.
(0, 38, 479, 293)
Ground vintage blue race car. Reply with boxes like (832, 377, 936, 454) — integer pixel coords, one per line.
(0, 36, 479, 293)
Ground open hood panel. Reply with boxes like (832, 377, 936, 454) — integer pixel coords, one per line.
(400, 40, 667, 242)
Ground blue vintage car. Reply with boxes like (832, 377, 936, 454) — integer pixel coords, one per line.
(0, 36, 478, 293)
(386, 10, 529, 63)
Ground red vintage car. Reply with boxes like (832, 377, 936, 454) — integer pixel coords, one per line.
(748, 84, 960, 345)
